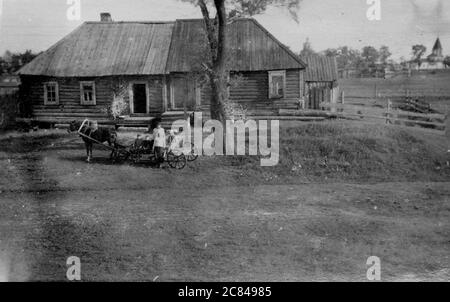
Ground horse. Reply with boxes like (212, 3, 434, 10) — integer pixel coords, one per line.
(69, 120, 117, 162)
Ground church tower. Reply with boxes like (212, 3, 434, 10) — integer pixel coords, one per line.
(429, 38, 443, 61)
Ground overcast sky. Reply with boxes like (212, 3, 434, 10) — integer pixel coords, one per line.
(0, 0, 449, 60)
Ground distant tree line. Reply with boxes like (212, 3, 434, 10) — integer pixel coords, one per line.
(0, 50, 39, 74)
(299, 38, 397, 77)
(301, 38, 450, 76)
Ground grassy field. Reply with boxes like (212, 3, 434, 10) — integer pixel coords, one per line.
(339, 71, 450, 114)
(0, 121, 449, 281)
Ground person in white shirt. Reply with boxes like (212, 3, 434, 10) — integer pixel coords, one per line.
(153, 122, 166, 168)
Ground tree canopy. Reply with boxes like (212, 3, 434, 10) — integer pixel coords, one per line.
(412, 44, 427, 66)
(299, 38, 315, 57)
(322, 45, 391, 71)
(444, 56, 450, 68)
(0, 50, 39, 74)
(181, 0, 301, 21)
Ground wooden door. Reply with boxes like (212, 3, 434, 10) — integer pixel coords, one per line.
(309, 87, 326, 110)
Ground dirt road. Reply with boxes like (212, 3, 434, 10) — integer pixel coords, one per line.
(0, 130, 449, 281)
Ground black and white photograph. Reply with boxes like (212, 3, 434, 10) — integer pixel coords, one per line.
(0, 0, 449, 286)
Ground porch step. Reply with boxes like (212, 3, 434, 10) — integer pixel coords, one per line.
(18, 117, 116, 126)
(115, 116, 155, 128)
(162, 111, 194, 117)
(246, 110, 278, 116)
(33, 112, 108, 118)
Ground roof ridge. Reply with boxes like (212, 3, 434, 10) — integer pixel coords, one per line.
(85, 21, 175, 24)
(175, 17, 254, 21)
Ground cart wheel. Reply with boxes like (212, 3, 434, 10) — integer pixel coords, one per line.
(185, 143, 199, 162)
(167, 151, 187, 170)
(111, 149, 129, 164)
(130, 151, 142, 164)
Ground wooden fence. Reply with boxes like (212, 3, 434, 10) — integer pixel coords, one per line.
(319, 102, 447, 132)
(399, 98, 432, 114)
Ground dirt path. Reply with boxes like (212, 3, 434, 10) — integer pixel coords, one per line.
(1, 181, 449, 281)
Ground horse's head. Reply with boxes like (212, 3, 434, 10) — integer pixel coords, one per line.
(68, 120, 81, 133)
(110, 131, 118, 143)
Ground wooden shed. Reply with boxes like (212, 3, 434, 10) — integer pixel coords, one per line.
(301, 55, 339, 110)
(18, 14, 307, 125)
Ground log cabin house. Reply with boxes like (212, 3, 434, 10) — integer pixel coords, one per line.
(18, 13, 313, 127)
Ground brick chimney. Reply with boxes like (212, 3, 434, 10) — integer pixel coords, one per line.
(100, 13, 112, 22)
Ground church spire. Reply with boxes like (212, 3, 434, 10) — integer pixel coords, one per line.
(432, 38, 443, 57)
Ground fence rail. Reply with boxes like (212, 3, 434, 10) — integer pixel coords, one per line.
(320, 102, 447, 131)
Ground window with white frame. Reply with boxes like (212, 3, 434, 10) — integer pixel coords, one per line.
(268, 70, 286, 99)
(44, 82, 59, 105)
(80, 81, 96, 105)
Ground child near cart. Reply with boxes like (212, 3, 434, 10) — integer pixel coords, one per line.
(153, 121, 166, 168)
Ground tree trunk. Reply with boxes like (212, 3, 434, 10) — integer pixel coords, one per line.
(198, 0, 228, 122)
(212, 0, 228, 122)
(209, 74, 227, 121)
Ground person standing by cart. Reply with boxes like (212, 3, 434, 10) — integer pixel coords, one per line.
(153, 121, 166, 168)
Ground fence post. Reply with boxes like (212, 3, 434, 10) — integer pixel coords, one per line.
(341, 90, 345, 104)
(386, 99, 392, 124)
(446, 110, 450, 139)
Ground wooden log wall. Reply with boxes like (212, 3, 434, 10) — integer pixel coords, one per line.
(199, 69, 305, 116)
(20, 75, 165, 123)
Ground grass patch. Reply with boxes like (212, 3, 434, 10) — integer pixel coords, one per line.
(0, 131, 67, 153)
(1, 123, 449, 183)
(220, 121, 450, 183)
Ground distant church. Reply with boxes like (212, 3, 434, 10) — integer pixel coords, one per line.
(409, 38, 446, 70)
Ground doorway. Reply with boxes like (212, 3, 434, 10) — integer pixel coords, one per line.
(308, 86, 328, 110)
(132, 83, 148, 114)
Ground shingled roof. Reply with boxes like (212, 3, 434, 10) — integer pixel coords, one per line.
(166, 19, 306, 72)
(19, 22, 175, 77)
(301, 54, 338, 82)
(19, 18, 305, 77)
